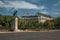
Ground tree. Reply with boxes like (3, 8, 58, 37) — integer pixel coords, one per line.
(18, 20, 26, 30)
(55, 17, 60, 29)
(0, 14, 12, 29)
(44, 20, 55, 29)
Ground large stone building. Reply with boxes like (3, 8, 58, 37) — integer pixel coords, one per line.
(21, 13, 53, 23)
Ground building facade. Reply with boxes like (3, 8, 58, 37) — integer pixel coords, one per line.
(21, 13, 53, 23)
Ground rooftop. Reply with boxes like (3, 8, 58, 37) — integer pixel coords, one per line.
(22, 12, 52, 18)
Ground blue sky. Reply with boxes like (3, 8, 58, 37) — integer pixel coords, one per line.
(0, 0, 60, 18)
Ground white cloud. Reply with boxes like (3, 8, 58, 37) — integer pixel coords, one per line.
(54, 1, 60, 6)
(0, 1, 4, 5)
(58, 1, 60, 3)
(54, 12, 60, 15)
(39, 6, 45, 10)
(31, 0, 40, 3)
(40, 11, 48, 14)
(0, 1, 45, 10)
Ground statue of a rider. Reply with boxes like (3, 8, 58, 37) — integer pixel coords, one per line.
(13, 10, 17, 16)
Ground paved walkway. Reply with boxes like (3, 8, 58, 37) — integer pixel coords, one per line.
(0, 31, 60, 40)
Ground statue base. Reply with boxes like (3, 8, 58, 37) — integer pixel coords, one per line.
(11, 17, 19, 32)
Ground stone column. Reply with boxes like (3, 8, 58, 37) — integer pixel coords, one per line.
(11, 17, 18, 32)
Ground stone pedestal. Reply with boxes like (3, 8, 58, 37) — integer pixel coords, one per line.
(11, 17, 19, 32)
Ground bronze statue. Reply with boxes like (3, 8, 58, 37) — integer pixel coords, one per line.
(13, 10, 17, 16)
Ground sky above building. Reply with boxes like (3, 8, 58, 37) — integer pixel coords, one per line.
(0, 0, 60, 18)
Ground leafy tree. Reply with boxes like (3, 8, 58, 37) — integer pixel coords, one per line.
(55, 17, 60, 29)
(0, 14, 12, 29)
(44, 20, 55, 29)
(18, 20, 26, 30)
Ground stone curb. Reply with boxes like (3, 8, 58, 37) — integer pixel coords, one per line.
(0, 30, 60, 34)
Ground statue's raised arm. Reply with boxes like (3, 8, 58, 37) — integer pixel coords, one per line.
(13, 10, 17, 16)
